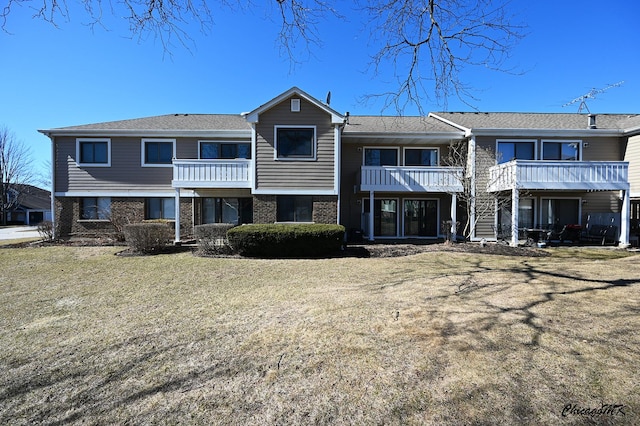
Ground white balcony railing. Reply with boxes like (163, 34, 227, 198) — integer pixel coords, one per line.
(172, 159, 252, 188)
(360, 166, 464, 192)
(488, 160, 629, 192)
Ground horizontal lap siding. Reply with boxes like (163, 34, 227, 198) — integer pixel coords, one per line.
(56, 136, 243, 193)
(625, 135, 640, 197)
(255, 97, 335, 190)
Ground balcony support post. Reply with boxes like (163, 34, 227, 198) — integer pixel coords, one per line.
(174, 188, 181, 243)
(369, 191, 375, 241)
(511, 187, 519, 247)
(450, 193, 457, 241)
(620, 188, 630, 247)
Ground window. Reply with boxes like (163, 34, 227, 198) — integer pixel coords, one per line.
(364, 199, 398, 237)
(199, 142, 251, 159)
(542, 141, 580, 161)
(277, 196, 313, 222)
(404, 199, 438, 236)
(497, 140, 535, 164)
(81, 197, 111, 220)
(404, 148, 438, 166)
(146, 198, 175, 220)
(77, 138, 110, 166)
(364, 148, 398, 166)
(142, 139, 175, 166)
(275, 127, 315, 160)
(202, 198, 253, 225)
(498, 198, 535, 235)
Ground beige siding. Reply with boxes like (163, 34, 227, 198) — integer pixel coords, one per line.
(255, 96, 335, 190)
(55, 136, 249, 193)
(625, 135, 640, 197)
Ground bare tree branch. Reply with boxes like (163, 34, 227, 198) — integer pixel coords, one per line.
(0, 126, 35, 225)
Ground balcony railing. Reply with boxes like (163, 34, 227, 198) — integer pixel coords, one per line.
(172, 159, 252, 188)
(488, 160, 629, 192)
(360, 166, 464, 192)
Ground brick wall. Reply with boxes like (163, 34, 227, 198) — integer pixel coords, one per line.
(253, 195, 277, 223)
(312, 196, 338, 223)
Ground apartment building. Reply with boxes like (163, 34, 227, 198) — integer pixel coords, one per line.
(40, 87, 640, 246)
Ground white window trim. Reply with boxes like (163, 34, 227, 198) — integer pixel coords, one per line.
(402, 147, 440, 166)
(76, 138, 111, 167)
(274, 125, 317, 161)
(362, 146, 401, 166)
(141, 138, 176, 167)
(495, 139, 538, 164)
(401, 197, 440, 238)
(198, 140, 251, 160)
(540, 139, 582, 161)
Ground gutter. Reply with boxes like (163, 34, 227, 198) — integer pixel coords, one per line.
(37, 129, 252, 138)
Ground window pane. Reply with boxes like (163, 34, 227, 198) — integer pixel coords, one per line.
(497, 143, 515, 163)
(146, 142, 173, 164)
(162, 198, 176, 219)
(515, 143, 534, 160)
(543, 143, 561, 160)
(221, 198, 239, 224)
(81, 197, 97, 219)
(277, 196, 312, 222)
(405, 149, 437, 166)
(146, 198, 162, 219)
(237, 144, 251, 159)
(365, 148, 397, 166)
(94, 143, 108, 163)
(220, 144, 236, 159)
(277, 129, 314, 158)
(562, 142, 579, 160)
(200, 143, 219, 159)
(202, 198, 218, 223)
(541, 199, 579, 230)
(97, 197, 111, 220)
(80, 143, 94, 163)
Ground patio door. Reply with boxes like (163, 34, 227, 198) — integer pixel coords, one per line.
(364, 199, 398, 237)
(540, 198, 579, 231)
(404, 199, 438, 237)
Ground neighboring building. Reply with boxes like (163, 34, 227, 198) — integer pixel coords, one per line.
(2, 184, 52, 225)
(39, 87, 640, 246)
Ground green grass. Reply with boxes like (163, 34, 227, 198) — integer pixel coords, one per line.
(1, 246, 639, 425)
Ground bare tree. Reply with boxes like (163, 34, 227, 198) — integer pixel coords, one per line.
(0, 126, 34, 225)
(443, 139, 512, 240)
(1, 1, 524, 110)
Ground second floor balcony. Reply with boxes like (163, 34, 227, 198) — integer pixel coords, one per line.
(488, 160, 629, 192)
(360, 166, 464, 193)
(172, 159, 252, 189)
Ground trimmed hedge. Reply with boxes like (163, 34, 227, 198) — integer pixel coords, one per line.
(123, 222, 173, 254)
(195, 223, 236, 255)
(227, 223, 345, 257)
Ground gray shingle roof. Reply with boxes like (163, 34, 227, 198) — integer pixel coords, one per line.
(431, 112, 640, 131)
(344, 115, 462, 134)
(45, 114, 251, 132)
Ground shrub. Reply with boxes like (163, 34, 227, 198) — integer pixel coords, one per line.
(195, 223, 236, 255)
(227, 223, 345, 257)
(123, 222, 173, 254)
(37, 221, 55, 241)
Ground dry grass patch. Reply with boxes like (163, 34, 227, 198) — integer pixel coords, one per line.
(0, 246, 638, 425)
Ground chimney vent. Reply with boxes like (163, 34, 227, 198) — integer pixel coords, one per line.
(588, 114, 597, 129)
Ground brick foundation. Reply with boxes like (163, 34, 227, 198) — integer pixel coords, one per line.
(312, 196, 338, 224)
(253, 195, 277, 223)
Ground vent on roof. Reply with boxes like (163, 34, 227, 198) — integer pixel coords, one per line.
(291, 99, 301, 112)
(588, 114, 597, 129)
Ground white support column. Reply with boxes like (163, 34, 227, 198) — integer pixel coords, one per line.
(450, 193, 457, 241)
(369, 191, 375, 241)
(511, 187, 519, 247)
(620, 189, 630, 247)
(174, 188, 181, 243)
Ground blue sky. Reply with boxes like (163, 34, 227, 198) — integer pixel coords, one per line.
(1, 1, 638, 182)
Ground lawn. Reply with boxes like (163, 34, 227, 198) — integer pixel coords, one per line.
(0, 245, 638, 425)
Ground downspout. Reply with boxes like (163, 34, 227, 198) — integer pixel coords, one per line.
(468, 133, 477, 240)
(335, 123, 344, 224)
(48, 133, 56, 238)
